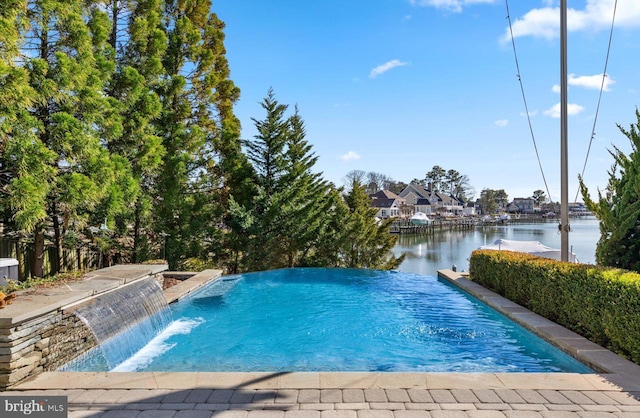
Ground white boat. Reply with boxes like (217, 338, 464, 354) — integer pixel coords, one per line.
(478, 238, 578, 263)
(410, 212, 431, 225)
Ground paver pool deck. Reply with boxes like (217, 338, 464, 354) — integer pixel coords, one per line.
(2, 267, 640, 417)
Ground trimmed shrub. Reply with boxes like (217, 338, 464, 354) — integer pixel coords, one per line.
(469, 250, 640, 363)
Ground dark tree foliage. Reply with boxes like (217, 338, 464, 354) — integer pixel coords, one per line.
(1, 0, 133, 276)
(580, 109, 640, 272)
(228, 91, 337, 272)
(153, 0, 238, 269)
(478, 188, 509, 215)
(228, 91, 402, 272)
(532, 189, 546, 206)
(337, 179, 404, 270)
(2, 2, 402, 277)
(98, 0, 166, 263)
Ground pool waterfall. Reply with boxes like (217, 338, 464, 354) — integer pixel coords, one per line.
(61, 277, 172, 371)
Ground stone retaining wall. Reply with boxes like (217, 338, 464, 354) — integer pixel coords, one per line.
(0, 267, 221, 390)
(0, 311, 97, 387)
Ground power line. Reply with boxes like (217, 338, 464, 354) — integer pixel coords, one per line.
(504, 0, 552, 203)
(574, 0, 618, 203)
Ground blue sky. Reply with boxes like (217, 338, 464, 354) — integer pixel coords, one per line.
(215, 0, 640, 202)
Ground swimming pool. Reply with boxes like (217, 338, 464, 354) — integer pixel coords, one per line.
(65, 268, 592, 373)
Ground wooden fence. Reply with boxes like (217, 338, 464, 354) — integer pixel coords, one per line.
(0, 237, 104, 281)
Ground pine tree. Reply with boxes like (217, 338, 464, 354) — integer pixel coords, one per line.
(2, 0, 131, 276)
(230, 91, 403, 272)
(154, 0, 238, 269)
(276, 107, 335, 267)
(229, 91, 335, 271)
(231, 90, 294, 270)
(338, 179, 404, 270)
(96, 0, 166, 262)
(0, 0, 38, 219)
(580, 109, 640, 272)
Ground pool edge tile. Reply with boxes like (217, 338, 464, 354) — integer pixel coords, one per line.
(319, 372, 382, 389)
(9, 371, 637, 394)
(375, 372, 426, 388)
(495, 372, 609, 390)
(153, 372, 198, 389)
(279, 372, 320, 389)
(191, 372, 263, 389)
(426, 373, 506, 389)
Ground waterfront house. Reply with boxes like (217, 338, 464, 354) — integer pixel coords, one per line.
(398, 183, 464, 216)
(398, 183, 429, 206)
(415, 198, 433, 215)
(370, 190, 405, 219)
(510, 197, 536, 214)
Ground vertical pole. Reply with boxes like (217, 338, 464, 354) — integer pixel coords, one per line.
(560, 0, 569, 261)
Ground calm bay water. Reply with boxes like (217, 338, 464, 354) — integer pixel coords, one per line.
(393, 217, 600, 274)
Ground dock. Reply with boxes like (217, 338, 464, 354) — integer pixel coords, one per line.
(389, 219, 476, 235)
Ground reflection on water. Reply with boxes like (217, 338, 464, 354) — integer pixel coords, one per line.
(393, 217, 600, 275)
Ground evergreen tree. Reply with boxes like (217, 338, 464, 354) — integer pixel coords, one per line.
(154, 0, 237, 269)
(266, 106, 335, 268)
(425, 165, 446, 191)
(229, 91, 403, 272)
(479, 188, 508, 214)
(227, 92, 337, 271)
(0, 0, 37, 219)
(580, 109, 640, 271)
(244, 89, 289, 199)
(336, 179, 403, 270)
(97, 0, 166, 262)
(532, 189, 546, 206)
(230, 90, 287, 270)
(2, 0, 131, 276)
(210, 41, 252, 273)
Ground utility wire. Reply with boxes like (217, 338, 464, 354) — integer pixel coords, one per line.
(505, 0, 552, 203)
(574, 0, 618, 203)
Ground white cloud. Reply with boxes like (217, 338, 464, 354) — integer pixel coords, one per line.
(543, 102, 585, 118)
(340, 151, 361, 161)
(569, 73, 615, 91)
(495, 119, 509, 127)
(502, 0, 640, 41)
(409, 0, 497, 13)
(369, 60, 408, 78)
(551, 74, 614, 94)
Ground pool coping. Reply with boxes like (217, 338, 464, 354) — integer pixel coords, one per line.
(437, 269, 640, 395)
(8, 268, 640, 398)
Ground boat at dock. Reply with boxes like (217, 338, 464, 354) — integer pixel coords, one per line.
(410, 212, 431, 225)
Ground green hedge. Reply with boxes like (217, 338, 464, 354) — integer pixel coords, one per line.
(469, 250, 640, 364)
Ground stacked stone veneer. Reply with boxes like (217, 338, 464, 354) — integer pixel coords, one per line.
(0, 267, 219, 389)
(0, 309, 97, 388)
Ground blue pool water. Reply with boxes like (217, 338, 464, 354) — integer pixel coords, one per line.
(67, 268, 592, 373)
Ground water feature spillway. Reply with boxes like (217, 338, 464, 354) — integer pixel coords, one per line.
(63, 276, 172, 371)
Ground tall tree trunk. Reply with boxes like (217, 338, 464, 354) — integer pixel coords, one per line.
(51, 202, 63, 273)
(132, 200, 141, 263)
(33, 226, 45, 278)
(110, 0, 119, 50)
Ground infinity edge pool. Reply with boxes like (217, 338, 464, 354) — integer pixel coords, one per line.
(12, 268, 640, 395)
